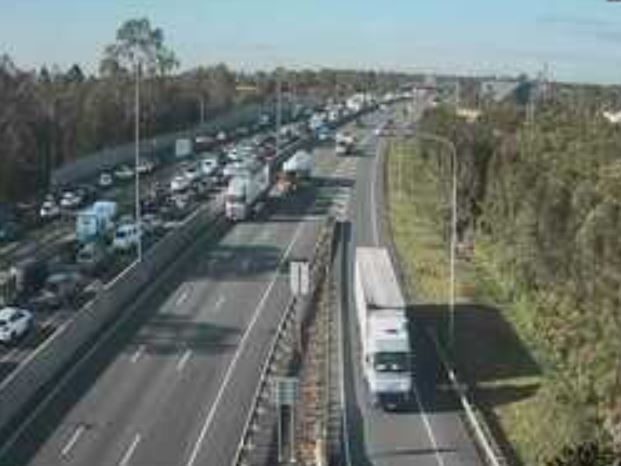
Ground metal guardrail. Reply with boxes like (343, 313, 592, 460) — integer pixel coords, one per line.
(232, 216, 336, 466)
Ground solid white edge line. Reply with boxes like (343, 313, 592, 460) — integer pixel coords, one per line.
(61, 425, 85, 457)
(119, 433, 141, 466)
(185, 219, 305, 466)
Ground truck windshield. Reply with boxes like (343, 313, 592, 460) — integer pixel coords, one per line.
(374, 352, 409, 373)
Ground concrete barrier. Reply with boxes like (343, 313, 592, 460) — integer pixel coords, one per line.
(50, 102, 267, 186)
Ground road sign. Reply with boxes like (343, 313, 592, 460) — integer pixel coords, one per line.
(289, 260, 310, 296)
(272, 376, 299, 406)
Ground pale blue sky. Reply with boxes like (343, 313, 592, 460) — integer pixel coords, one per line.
(2, 0, 621, 83)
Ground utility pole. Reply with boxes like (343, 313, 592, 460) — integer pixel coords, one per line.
(276, 69, 282, 160)
(416, 132, 457, 355)
(134, 62, 143, 263)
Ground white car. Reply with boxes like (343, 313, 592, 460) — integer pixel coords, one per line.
(112, 223, 141, 252)
(114, 165, 134, 181)
(170, 175, 190, 193)
(39, 200, 60, 220)
(60, 191, 83, 209)
(216, 131, 227, 142)
(200, 158, 218, 177)
(99, 172, 113, 188)
(0, 307, 33, 345)
(183, 165, 201, 183)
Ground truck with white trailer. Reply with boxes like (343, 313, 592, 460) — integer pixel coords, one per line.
(335, 132, 355, 156)
(225, 161, 270, 221)
(75, 201, 117, 272)
(354, 247, 412, 410)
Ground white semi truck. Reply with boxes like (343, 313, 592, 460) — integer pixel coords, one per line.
(354, 247, 412, 410)
(225, 161, 270, 221)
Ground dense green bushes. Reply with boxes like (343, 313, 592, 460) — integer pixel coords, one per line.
(419, 102, 621, 461)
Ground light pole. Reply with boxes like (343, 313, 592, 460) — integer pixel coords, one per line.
(276, 69, 282, 161)
(198, 95, 205, 126)
(134, 62, 143, 262)
(415, 131, 457, 355)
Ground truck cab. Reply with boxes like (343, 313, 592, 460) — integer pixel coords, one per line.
(365, 311, 412, 409)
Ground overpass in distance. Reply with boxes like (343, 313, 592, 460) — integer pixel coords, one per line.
(0, 103, 485, 466)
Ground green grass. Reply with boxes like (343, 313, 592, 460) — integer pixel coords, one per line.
(385, 141, 584, 465)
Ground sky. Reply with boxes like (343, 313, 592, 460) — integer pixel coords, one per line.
(2, 0, 621, 84)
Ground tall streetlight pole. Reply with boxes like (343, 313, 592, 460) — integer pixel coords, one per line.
(416, 131, 457, 355)
(134, 62, 143, 262)
(276, 69, 282, 161)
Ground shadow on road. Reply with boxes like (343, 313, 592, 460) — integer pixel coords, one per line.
(408, 303, 541, 466)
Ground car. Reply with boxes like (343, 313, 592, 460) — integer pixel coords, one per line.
(112, 223, 141, 252)
(0, 221, 22, 243)
(170, 175, 190, 193)
(216, 131, 227, 142)
(200, 158, 218, 177)
(39, 200, 60, 220)
(99, 172, 114, 188)
(76, 243, 110, 275)
(60, 190, 84, 209)
(117, 214, 135, 226)
(137, 159, 155, 175)
(29, 271, 85, 310)
(141, 213, 165, 236)
(114, 165, 134, 181)
(183, 165, 201, 183)
(195, 135, 215, 151)
(0, 307, 32, 345)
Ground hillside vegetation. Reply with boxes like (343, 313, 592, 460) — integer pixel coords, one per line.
(389, 99, 621, 464)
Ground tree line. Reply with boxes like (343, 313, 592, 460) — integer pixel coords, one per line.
(0, 17, 412, 204)
(419, 95, 621, 463)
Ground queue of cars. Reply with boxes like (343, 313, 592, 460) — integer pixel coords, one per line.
(0, 96, 376, 347)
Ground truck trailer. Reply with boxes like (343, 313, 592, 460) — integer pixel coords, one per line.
(225, 161, 270, 221)
(354, 247, 412, 410)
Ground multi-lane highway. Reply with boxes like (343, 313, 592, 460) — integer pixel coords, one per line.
(0, 131, 357, 466)
(0, 104, 487, 466)
(339, 109, 485, 465)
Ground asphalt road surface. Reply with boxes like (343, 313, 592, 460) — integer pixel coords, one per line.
(339, 108, 484, 466)
(0, 135, 352, 466)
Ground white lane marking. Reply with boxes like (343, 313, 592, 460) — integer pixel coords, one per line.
(176, 289, 190, 306)
(185, 220, 306, 466)
(61, 425, 85, 457)
(119, 433, 141, 466)
(370, 142, 381, 246)
(130, 345, 145, 364)
(176, 349, 192, 372)
(213, 296, 225, 313)
(412, 384, 446, 466)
